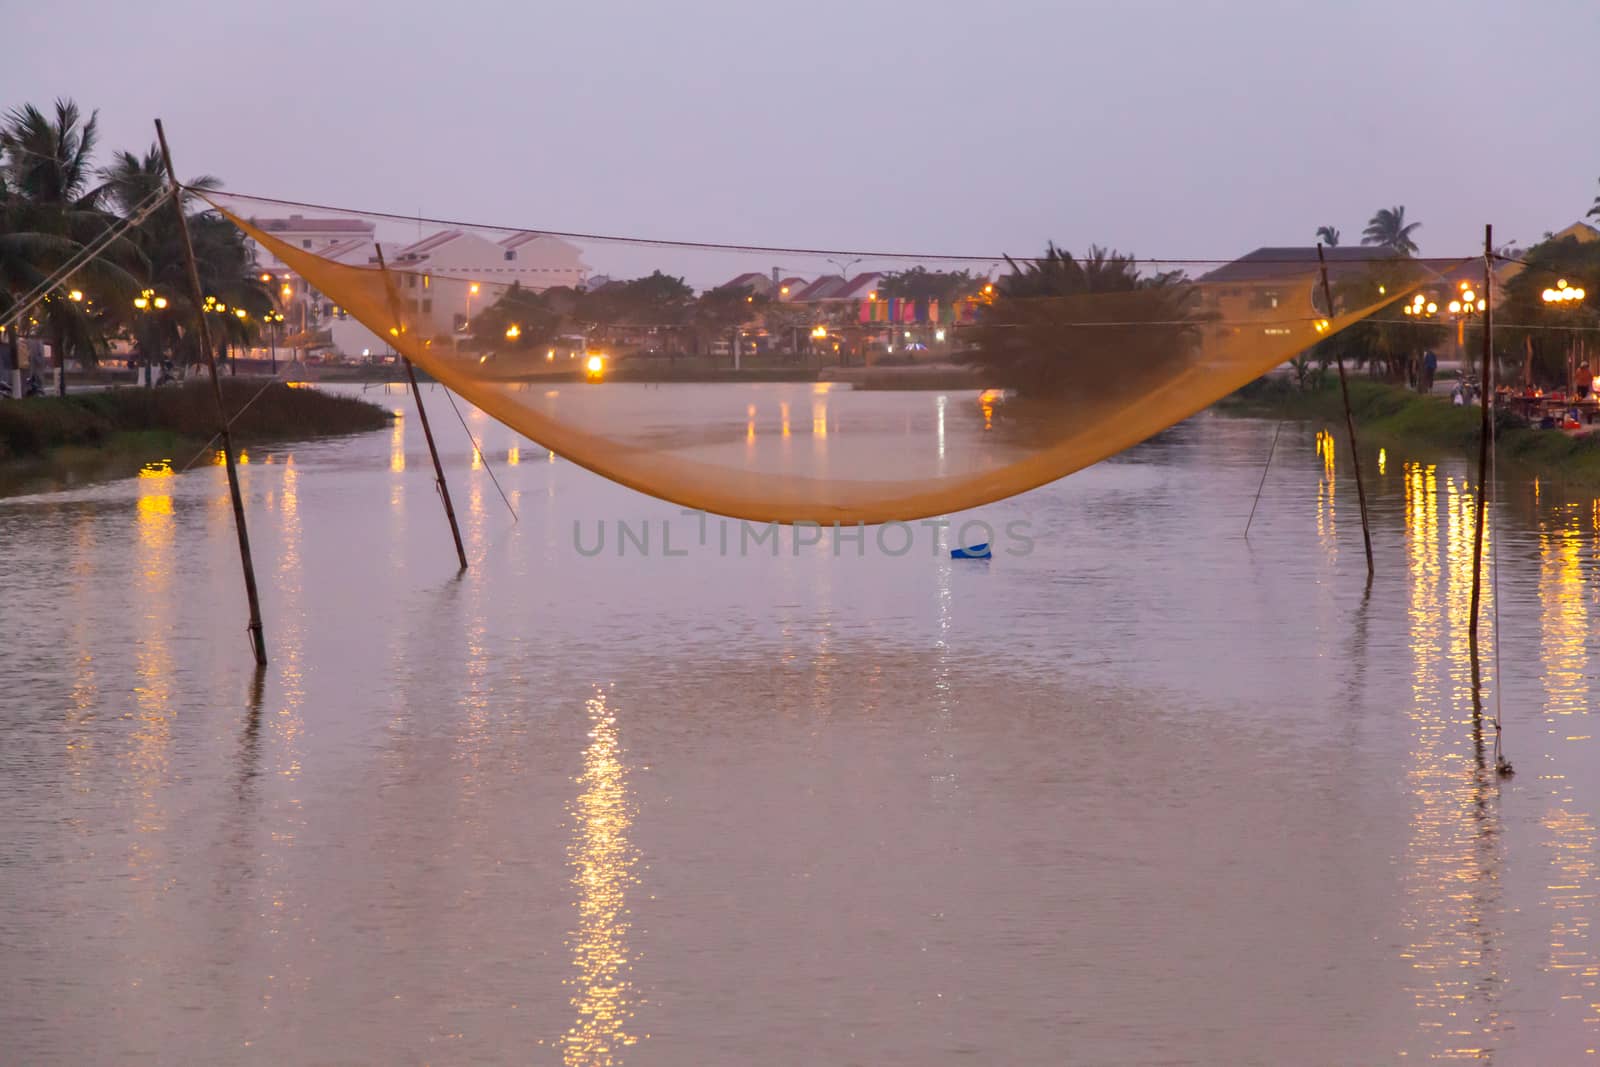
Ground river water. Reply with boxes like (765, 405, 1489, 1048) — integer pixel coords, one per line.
(2, 383, 1598, 1065)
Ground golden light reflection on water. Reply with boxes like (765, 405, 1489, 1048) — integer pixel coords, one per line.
(131, 460, 175, 866)
(1400, 461, 1509, 1058)
(979, 388, 1001, 431)
(562, 690, 641, 1065)
(1315, 430, 1336, 552)
(389, 415, 406, 473)
(67, 508, 99, 781)
(1537, 514, 1600, 1027)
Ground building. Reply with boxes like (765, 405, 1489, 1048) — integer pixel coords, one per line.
(381, 229, 587, 340)
(244, 214, 376, 269)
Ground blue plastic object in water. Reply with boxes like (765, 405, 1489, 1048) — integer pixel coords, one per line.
(950, 542, 991, 560)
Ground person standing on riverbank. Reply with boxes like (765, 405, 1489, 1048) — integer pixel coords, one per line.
(1422, 349, 1438, 394)
(1576, 360, 1592, 400)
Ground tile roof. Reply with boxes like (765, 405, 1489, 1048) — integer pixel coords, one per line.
(253, 214, 374, 235)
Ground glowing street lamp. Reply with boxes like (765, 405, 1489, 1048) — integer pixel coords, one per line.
(505, 324, 521, 341)
(68, 289, 83, 302)
(1542, 279, 1586, 305)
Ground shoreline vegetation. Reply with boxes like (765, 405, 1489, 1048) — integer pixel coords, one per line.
(1219, 377, 1600, 485)
(0, 381, 391, 494)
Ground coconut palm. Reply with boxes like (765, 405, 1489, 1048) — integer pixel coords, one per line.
(0, 99, 144, 392)
(1315, 225, 1341, 247)
(967, 243, 1204, 400)
(1360, 206, 1420, 256)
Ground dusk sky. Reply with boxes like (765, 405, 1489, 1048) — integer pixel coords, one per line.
(9, 0, 1599, 277)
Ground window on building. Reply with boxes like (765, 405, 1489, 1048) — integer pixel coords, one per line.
(504, 250, 516, 261)
(301, 239, 311, 249)
(421, 299, 432, 314)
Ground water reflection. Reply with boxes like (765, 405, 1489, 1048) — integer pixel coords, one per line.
(562, 689, 641, 1065)
(1400, 460, 1508, 1058)
(1536, 513, 1600, 1031)
(130, 461, 175, 871)
(1316, 430, 1337, 551)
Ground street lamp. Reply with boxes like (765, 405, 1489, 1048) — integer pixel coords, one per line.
(825, 256, 862, 283)
(1541, 278, 1587, 393)
(132, 289, 168, 386)
(262, 309, 285, 375)
(1435, 280, 1487, 380)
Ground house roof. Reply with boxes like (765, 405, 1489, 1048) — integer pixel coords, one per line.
(499, 231, 550, 250)
(318, 237, 372, 262)
(1198, 247, 1489, 289)
(1198, 247, 1391, 284)
(835, 272, 884, 300)
(792, 275, 846, 300)
(720, 272, 772, 293)
(253, 214, 374, 235)
(391, 230, 464, 261)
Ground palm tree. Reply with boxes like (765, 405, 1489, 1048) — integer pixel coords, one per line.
(100, 146, 267, 373)
(1, 99, 138, 393)
(967, 243, 1204, 399)
(1361, 206, 1421, 256)
(1588, 178, 1600, 222)
(1315, 226, 1341, 248)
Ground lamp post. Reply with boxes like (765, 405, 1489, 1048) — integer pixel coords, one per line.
(263, 309, 285, 375)
(1401, 292, 1442, 391)
(1445, 280, 1487, 384)
(202, 296, 235, 375)
(233, 307, 248, 376)
(132, 288, 169, 386)
(1542, 279, 1588, 393)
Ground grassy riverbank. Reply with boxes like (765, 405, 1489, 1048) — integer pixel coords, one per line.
(1221, 377, 1600, 484)
(0, 382, 391, 491)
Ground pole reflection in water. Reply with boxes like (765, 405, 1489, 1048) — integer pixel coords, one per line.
(67, 507, 100, 783)
(562, 689, 641, 1065)
(257, 455, 307, 1024)
(1400, 461, 1508, 1058)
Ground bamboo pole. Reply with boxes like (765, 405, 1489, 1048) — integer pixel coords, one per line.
(1469, 225, 1493, 640)
(1318, 243, 1375, 577)
(373, 244, 468, 572)
(153, 120, 267, 665)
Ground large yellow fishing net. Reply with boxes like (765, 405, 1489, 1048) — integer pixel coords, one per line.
(214, 193, 1453, 524)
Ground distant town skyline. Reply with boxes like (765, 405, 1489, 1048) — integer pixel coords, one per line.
(11, 0, 1599, 277)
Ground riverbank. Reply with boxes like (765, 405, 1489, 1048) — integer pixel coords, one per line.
(1220, 377, 1600, 484)
(0, 382, 391, 494)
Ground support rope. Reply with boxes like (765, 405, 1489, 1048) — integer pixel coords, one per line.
(441, 385, 518, 522)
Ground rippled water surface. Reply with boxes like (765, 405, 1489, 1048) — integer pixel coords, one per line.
(3, 383, 1599, 1064)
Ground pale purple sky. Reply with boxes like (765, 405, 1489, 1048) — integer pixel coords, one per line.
(9, 0, 1598, 276)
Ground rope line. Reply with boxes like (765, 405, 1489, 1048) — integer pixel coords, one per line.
(1, 184, 171, 333)
(441, 385, 518, 522)
(176, 368, 287, 473)
(201, 188, 1491, 268)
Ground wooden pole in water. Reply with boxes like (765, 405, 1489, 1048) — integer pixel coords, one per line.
(1318, 243, 1375, 577)
(374, 244, 468, 572)
(153, 120, 267, 665)
(1469, 225, 1494, 640)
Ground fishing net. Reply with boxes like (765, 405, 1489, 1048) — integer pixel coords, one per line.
(209, 191, 1460, 524)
